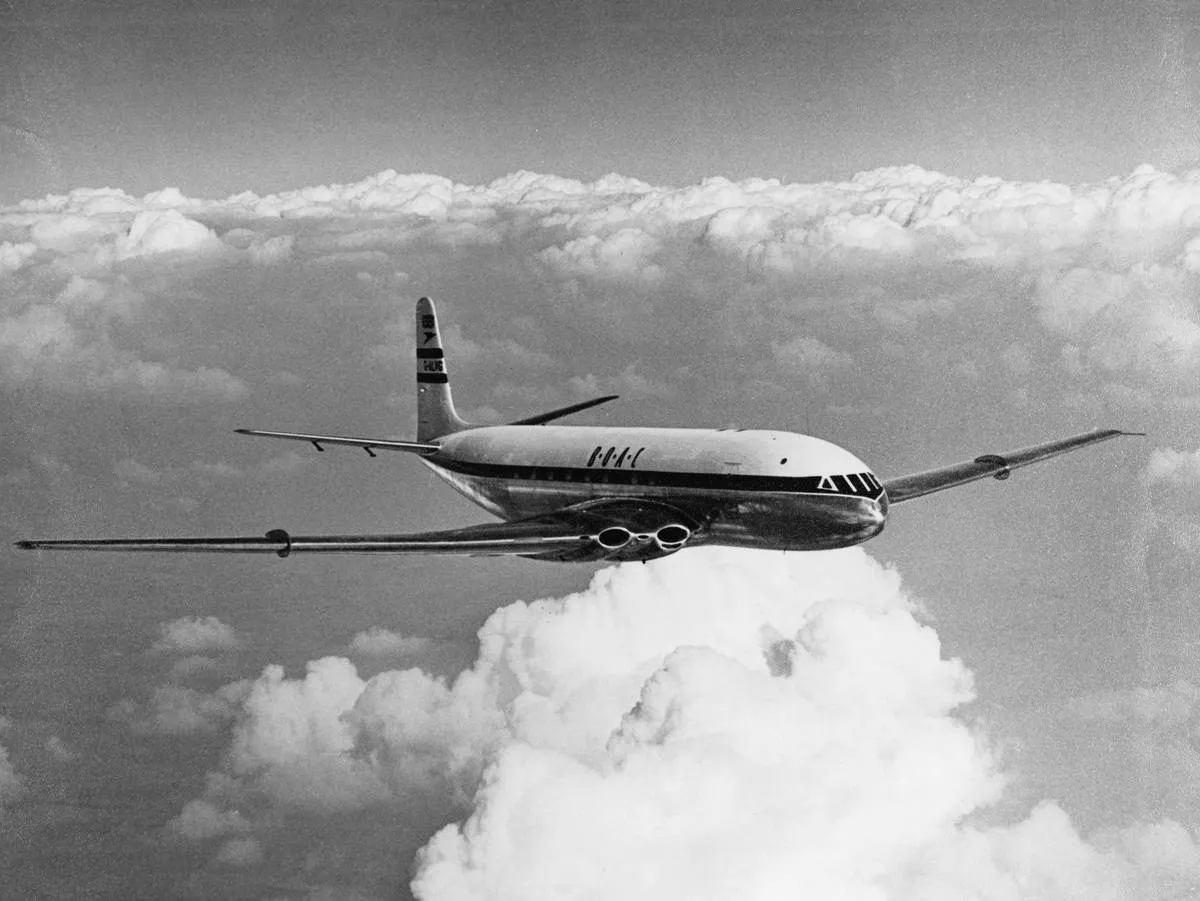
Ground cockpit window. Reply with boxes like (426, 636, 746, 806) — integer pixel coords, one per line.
(817, 472, 883, 498)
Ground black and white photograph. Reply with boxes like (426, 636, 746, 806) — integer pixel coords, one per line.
(4, 1, 1200, 898)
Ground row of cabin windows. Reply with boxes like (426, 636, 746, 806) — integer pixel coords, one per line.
(507, 468, 640, 484)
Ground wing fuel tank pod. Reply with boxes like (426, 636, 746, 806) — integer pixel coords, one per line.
(974, 454, 1011, 480)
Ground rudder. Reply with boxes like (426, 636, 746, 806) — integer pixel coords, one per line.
(415, 297, 469, 441)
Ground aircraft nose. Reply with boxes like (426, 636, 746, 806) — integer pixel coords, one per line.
(853, 496, 887, 538)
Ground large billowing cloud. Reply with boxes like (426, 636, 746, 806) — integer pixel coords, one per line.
(165, 548, 1200, 899)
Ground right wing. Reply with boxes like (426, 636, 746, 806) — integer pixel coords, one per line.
(882, 428, 1144, 504)
(16, 500, 697, 563)
(17, 520, 592, 559)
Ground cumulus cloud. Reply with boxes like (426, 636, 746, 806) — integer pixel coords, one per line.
(115, 209, 224, 260)
(155, 548, 1200, 898)
(225, 657, 385, 812)
(153, 616, 240, 654)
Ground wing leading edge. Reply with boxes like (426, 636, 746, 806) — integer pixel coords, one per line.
(882, 428, 1144, 504)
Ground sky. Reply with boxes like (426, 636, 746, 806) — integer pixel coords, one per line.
(4, 0, 1200, 200)
(4, 1, 1200, 899)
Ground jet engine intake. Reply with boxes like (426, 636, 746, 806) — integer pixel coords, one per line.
(585, 522, 693, 561)
(596, 526, 634, 550)
(654, 523, 691, 550)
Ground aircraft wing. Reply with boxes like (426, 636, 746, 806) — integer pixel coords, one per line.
(234, 429, 439, 456)
(16, 520, 592, 558)
(16, 500, 696, 563)
(882, 428, 1144, 504)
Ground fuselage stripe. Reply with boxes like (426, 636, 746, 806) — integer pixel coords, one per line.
(417, 373, 450, 383)
(416, 348, 445, 359)
(431, 456, 886, 500)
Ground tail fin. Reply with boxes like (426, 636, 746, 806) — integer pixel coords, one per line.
(415, 297, 469, 441)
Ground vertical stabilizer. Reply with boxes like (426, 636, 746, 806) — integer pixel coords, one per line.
(415, 297, 469, 441)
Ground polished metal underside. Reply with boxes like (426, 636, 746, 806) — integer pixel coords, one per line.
(422, 457, 888, 560)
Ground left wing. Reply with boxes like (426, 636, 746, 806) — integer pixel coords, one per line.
(508, 394, 619, 426)
(882, 428, 1144, 504)
(234, 429, 439, 456)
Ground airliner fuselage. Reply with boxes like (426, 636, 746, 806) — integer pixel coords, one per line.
(425, 425, 887, 555)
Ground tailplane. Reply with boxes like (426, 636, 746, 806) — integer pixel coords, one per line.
(416, 297, 469, 441)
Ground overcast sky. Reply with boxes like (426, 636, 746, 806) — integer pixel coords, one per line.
(4, 1, 1200, 899)
(4, 0, 1200, 201)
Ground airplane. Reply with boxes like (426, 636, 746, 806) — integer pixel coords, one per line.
(17, 297, 1143, 563)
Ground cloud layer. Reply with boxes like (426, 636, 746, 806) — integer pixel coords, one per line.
(6, 164, 1200, 415)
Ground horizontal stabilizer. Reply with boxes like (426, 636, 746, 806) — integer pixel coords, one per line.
(235, 429, 439, 456)
(508, 395, 619, 426)
(883, 428, 1145, 503)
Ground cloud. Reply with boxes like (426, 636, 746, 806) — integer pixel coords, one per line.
(153, 547, 1200, 898)
(11, 164, 1200, 412)
(402, 549, 1200, 901)
(153, 616, 240, 654)
(225, 657, 385, 812)
(0, 241, 36, 273)
(110, 681, 251, 736)
(15, 164, 1200, 893)
(115, 209, 224, 261)
(1143, 447, 1200, 489)
(1, 203, 243, 400)
(168, 798, 253, 841)
(348, 627, 432, 659)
